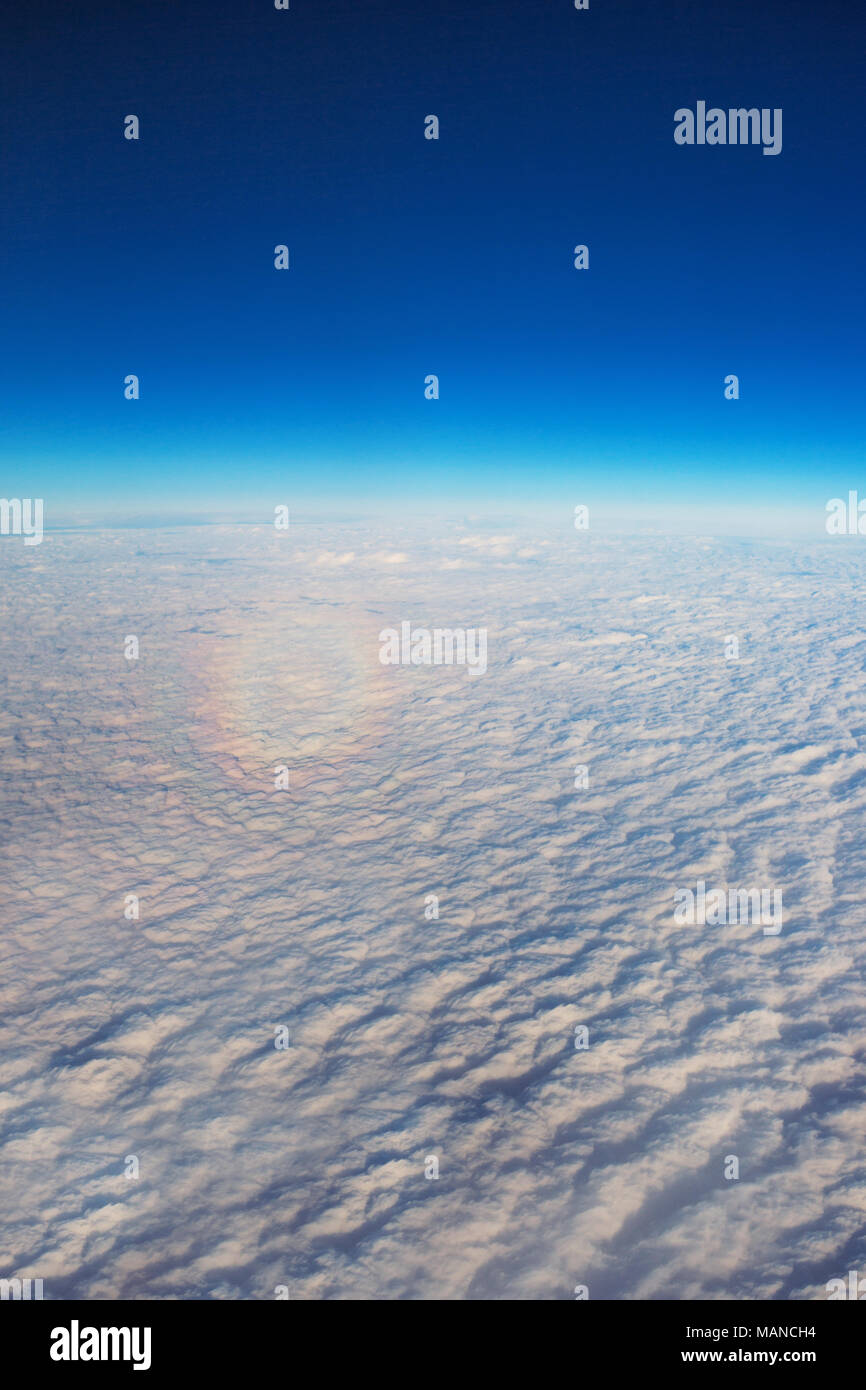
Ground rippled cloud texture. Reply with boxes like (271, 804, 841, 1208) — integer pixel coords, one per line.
(2, 520, 865, 1299)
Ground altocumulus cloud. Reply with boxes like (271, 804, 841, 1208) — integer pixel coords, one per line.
(0, 520, 864, 1299)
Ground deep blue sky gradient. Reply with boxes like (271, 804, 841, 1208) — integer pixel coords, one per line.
(1, 0, 864, 523)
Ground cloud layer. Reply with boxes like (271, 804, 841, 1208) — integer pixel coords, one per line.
(1, 520, 865, 1299)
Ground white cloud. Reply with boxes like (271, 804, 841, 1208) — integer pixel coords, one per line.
(1, 520, 864, 1300)
(314, 550, 356, 566)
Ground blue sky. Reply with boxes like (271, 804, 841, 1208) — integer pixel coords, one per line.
(2, 0, 863, 527)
